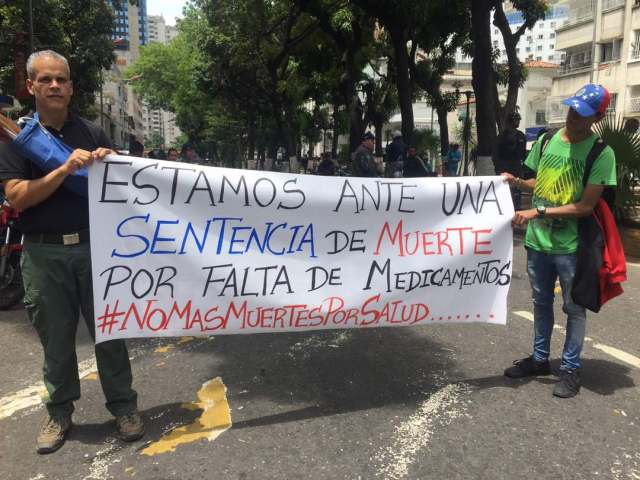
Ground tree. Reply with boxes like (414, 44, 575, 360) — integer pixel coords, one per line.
(296, 0, 376, 154)
(470, 0, 497, 159)
(0, 0, 117, 118)
(492, 0, 547, 131)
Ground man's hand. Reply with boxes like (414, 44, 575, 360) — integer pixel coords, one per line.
(91, 148, 115, 162)
(512, 208, 538, 226)
(501, 172, 516, 186)
(60, 149, 92, 176)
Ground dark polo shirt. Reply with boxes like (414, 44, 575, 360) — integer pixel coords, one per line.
(0, 114, 111, 234)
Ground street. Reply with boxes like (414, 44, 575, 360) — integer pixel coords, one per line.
(1, 236, 639, 480)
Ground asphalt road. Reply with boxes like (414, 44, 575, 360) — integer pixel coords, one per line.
(1, 236, 639, 480)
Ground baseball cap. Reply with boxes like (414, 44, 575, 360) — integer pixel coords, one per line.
(392, 130, 402, 139)
(363, 131, 375, 141)
(562, 84, 611, 117)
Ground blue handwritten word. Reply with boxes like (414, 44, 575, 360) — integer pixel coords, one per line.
(111, 216, 317, 259)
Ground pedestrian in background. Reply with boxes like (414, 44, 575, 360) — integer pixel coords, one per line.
(167, 147, 179, 161)
(181, 142, 202, 163)
(403, 146, 432, 177)
(351, 131, 380, 177)
(385, 130, 406, 178)
(445, 144, 461, 176)
(316, 153, 336, 176)
(493, 111, 527, 208)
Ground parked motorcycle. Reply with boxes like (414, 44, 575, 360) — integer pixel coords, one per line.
(0, 200, 24, 310)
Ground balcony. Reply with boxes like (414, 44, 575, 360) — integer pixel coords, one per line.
(559, 4, 594, 29)
(602, 0, 625, 11)
(556, 19, 594, 50)
(558, 59, 592, 75)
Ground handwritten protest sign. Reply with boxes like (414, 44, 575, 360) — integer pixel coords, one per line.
(89, 156, 513, 343)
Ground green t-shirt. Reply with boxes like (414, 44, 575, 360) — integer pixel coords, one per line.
(524, 130, 616, 254)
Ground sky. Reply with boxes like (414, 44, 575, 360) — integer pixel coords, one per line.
(146, 0, 188, 26)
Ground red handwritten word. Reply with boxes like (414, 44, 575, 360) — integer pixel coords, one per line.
(374, 220, 493, 257)
(96, 295, 430, 335)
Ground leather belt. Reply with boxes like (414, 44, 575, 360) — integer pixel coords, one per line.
(24, 228, 90, 245)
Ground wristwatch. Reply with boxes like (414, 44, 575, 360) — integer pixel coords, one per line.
(536, 205, 546, 217)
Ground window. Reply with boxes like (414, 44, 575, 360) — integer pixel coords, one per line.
(600, 40, 621, 62)
(538, 34, 544, 39)
(548, 55, 555, 61)
(537, 45, 543, 51)
(516, 48, 520, 53)
(551, 22, 556, 28)
(550, 32, 555, 39)
(527, 36, 532, 41)
(536, 110, 546, 124)
(550, 44, 554, 50)
(526, 46, 531, 52)
(631, 30, 640, 60)
(536, 56, 543, 61)
(607, 93, 618, 113)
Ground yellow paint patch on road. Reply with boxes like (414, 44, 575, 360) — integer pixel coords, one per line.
(513, 310, 640, 370)
(154, 344, 175, 354)
(177, 337, 196, 345)
(141, 377, 231, 456)
(125, 466, 136, 476)
(82, 372, 99, 381)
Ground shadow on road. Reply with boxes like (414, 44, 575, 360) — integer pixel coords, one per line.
(461, 357, 635, 396)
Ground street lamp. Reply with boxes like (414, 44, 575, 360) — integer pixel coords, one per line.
(463, 90, 473, 176)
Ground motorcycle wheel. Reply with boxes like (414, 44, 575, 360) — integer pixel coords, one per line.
(0, 261, 24, 310)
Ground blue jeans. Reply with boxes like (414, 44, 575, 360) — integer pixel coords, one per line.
(527, 249, 587, 371)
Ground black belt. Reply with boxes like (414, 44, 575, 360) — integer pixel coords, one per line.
(24, 229, 90, 245)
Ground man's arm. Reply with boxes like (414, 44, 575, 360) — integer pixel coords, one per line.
(501, 172, 535, 192)
(4, 148, 112, 210)
(512, 184, 604, 226)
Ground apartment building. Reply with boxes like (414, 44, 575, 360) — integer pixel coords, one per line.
(548, 0, 640, 125)
(491, 3, 569, 64)
(97, 1, 148, 149)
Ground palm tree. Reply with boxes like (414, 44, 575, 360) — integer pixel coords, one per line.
(593, 115, 640, 222)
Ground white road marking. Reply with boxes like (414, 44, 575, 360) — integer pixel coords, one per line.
(0, 338, 210, 421)
(0, 357, 98, 420)
(82, 440, 122, 480)
(513, 310, 640, 369)
(375, 382, 470, 479)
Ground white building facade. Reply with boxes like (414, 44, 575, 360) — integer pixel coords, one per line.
(548, 0, 640, 126)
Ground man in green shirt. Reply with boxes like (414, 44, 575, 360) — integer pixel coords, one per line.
(501, 84, 616, 398)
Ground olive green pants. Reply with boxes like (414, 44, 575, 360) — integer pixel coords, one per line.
(21, 241, 137, 418)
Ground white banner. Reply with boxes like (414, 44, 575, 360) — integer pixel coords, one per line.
(89, 156, 513, 343)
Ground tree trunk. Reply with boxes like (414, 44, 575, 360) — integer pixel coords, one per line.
(247, 114, 256, 163)
(436, 105, 449, 156)
(374, 116, 384, 156)
(471, 0, 497, 158)
(331, 100, 340, 159)
(389, 25, 414, 146)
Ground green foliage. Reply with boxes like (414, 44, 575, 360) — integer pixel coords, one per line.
(412, 129, 440, 157)
(145, 131, 164, 149)
(594, 115, 640, 220)
(0, 0, 116, 118)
